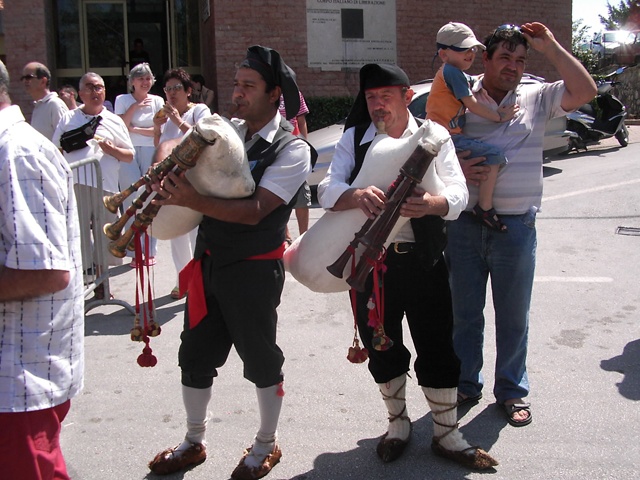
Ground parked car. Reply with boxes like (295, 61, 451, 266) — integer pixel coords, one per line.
(591, 30, 635, 65)
(307, 74, 570, 189)
(614, 30, 640, 64)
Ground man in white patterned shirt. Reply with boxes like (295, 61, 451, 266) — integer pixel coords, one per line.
(0, 60, 84, 480)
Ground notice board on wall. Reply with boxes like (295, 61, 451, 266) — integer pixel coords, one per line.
(306, 0, 397, 70)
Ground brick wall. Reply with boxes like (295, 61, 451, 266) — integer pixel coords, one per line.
(207, 0, 572, 113)
(4, 0, 56, 121)
(3, 0, 574, 119)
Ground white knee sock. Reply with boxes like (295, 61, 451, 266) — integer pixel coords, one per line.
(244, 384, 283, 468)
(422, 387, 471, 452)
(176, 385, 211, 451)
(378, 374, 411, 440)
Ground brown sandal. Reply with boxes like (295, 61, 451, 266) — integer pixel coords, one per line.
(148, 442, 206, 475)
(377, 378, 412, 462)
(230, 444, 282, 480)
(425, 393, 498, 470)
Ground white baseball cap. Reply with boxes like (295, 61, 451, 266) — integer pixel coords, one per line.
(436, 22, 486, 51)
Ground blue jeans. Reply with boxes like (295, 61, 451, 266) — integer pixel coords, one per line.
(445, 208, 537, 403)
(451, 134, 507, 166)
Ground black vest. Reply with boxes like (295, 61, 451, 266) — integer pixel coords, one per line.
(350, 121, 448, 271)
(194, 119, 301, 267)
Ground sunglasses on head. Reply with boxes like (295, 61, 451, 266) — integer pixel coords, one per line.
(487, 24, 522, 48)
(164, 84, 185, 93)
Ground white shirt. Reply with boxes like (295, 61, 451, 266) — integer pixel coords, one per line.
(52, 107, 134, 193)
(30, 92, 69, 140)
(318, 116, 467, 242)
(0, 105, 84, 412)
(232, 111, 311, 203)
(114, 93, 164, 147)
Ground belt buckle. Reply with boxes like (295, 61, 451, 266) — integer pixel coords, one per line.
(393, 242, 408, 254)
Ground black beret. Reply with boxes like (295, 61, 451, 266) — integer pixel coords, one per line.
(360, 64, 410, 91)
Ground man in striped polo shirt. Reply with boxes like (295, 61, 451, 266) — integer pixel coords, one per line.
(446, 23, 596, 427)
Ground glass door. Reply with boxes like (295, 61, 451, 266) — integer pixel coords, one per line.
(82, 0, 129, 76)
(54, 0, 201, 103)
(81, 0, 129, 103)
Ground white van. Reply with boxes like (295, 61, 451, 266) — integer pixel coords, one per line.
(591, 30, 635, 65)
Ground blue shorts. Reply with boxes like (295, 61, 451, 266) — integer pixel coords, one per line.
(452, 134, 507, 166)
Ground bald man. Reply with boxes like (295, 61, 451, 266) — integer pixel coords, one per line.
(21, 62, 68, 140)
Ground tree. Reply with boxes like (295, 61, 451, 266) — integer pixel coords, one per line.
(599, 0, 640, 30)
(572, 20, 598, 72)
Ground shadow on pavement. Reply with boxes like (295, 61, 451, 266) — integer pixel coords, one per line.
(84, 298, 185, 336)
(601, 338, 640, 401)
(290, 413, 502, 480)
(542, 165, 563, 178)
(457, 403, 508, 451)
(546, 144, 626, 162)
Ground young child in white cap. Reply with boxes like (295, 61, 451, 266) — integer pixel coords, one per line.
(427, 22, 518, 232)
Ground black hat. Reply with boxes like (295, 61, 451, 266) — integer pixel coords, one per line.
(344, 64, 410, 131)
(240, 45, 300, 120)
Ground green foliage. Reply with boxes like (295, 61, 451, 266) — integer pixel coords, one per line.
(573, 20, 599, 72)
(599, 0, 635, 30)
(305, 96, 354, 132)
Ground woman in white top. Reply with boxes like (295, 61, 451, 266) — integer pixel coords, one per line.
(191, 74, 215, 113)
(115, 63, 164, 267)
(153, 68, 211, 298)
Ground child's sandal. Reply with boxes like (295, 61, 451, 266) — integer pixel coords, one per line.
(472, 204, 508, 233)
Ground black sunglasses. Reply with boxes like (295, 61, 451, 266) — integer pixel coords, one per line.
(487, 24, 522, 48)
(20, 74, 41, 81)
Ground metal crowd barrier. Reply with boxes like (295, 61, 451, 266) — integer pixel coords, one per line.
(68, 157, 135, 315)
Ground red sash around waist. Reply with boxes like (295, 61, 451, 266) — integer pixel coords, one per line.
(179, 243, 286, 329)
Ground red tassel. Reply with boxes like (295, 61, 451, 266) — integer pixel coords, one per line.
(137, 339, 157, 367)
(146, 321, 161, 337)
(130, 326, 143, 342)
(130, 314, 143, 342)
(347, 345, 369, 363)
(276, 382, 285, 397)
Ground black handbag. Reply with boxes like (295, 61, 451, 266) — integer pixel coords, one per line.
(60, 115, 102, 153)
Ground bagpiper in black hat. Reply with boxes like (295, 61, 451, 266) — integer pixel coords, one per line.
(240, 45, 300, 121)
(344, 63, 411, 131)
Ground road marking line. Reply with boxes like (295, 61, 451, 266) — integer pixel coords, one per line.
(543, 179, 640, 202)
(535, 276, 613, 282)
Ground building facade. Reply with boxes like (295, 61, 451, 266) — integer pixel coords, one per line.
(2, 0, 571, 121)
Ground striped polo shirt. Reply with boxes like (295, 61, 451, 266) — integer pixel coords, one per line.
(463, 78, 568, 215)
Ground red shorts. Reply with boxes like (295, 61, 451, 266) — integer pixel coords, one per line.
(0, 400, 71, 480)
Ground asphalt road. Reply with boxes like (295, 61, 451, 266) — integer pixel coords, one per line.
(61, 130, 640, 480)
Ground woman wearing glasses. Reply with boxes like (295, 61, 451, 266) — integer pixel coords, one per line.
(115, 63, 165, 267)
(154, 68, 212, 298)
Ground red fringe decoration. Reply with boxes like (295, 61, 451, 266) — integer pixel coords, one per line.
(137, 338, 157, 367)
(131, 227, 160, 366)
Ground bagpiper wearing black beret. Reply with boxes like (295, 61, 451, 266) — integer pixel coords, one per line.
(344, 63, 411, 131)
(240, 45, 301, 121)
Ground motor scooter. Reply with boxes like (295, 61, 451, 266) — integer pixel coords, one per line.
(566, 67, 629, 152)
